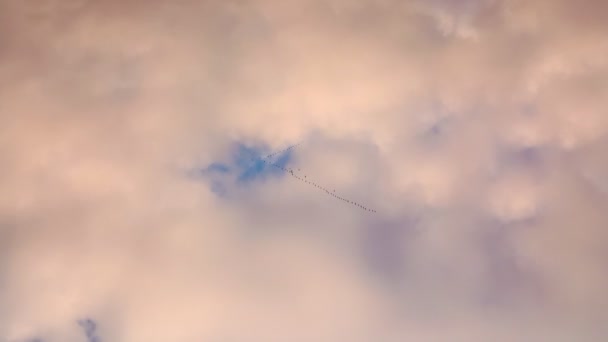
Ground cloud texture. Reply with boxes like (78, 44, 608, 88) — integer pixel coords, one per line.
(1, 0, 608, 341)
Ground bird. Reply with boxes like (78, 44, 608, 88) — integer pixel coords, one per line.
(251, 143, 377, 214)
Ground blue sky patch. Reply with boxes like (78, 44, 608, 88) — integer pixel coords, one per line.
(198, 142, 298, 197)
(232, 142, 295, 183)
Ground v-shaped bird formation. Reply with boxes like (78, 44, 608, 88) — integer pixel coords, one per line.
(250, 142, 377, 213)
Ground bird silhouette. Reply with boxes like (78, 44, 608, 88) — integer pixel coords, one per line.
(248, 143, 376, 213)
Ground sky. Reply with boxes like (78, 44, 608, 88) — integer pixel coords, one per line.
(1, 0, 608, 341)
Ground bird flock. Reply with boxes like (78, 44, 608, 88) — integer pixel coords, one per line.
(250, 142, 377, 213)
(262, 141, 303, 160)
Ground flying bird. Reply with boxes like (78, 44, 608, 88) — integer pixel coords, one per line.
(249, 142, 377, 213)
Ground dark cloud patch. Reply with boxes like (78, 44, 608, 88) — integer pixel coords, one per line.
(477, 222, 546, 310)
(78, 318, 100, 342)
(496, 145, 547, 171)
(205, 163, 231, 174)
(359, 216, 419, 287)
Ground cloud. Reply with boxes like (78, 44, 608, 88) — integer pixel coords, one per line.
(1, 0, 608, 341)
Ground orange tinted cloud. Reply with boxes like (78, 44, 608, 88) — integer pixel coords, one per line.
(1, 0, 608, 341)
